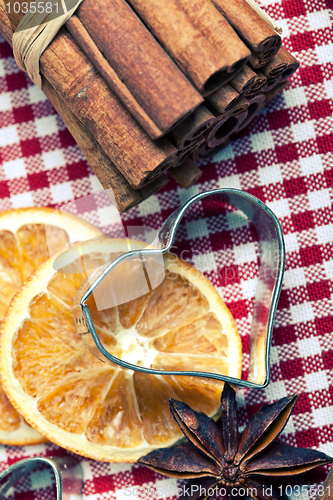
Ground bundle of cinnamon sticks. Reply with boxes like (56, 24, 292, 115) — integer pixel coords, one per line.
(0, 0, 299, 211)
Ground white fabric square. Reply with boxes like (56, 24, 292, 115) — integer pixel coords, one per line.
(265, 380, 287, 400)
(270, 345, 279, 365)
(234, 242, 257, 264)
(283, 267, 306, 289)
(0, 92, 11, 112)
(297, 337, 321, 358)
(251, 130, 274, 152)
(284, 232, 299, 253)
(240, 277, 257, 299)
(217, 173, 241, 189)
(89, 174, 104, 193)
(315, 224, 333, 245)
(305, 370, 329, 392)
(307, 10, 332, 30)
(178, 185, 200, 205)
(323, 260, 333, 280)
(319, 442, 333, 457)
(31, 469, 53, 490)
(0, 124, 19, 147)
(11, 191, 34, 208)
(290, 303, 315, 324)
(258, 164, 283, 185)
(3, 158, 26, 179)
(80, 460, 94, 481)
(316, 43, 333, 65)
(192, 251, 216, 273)
(291, 121, 315, 143)
(214, 142, 235, 161)
(155, 478, 179, 499)
(324, 78, 333, 99)
(227, 210, 248, 230)
(138, 196, 161, 217)
(35, 116, 59, 137)
(300, 154, 323, 175)
(28, 85, 48, 104)
(42, 150, 66, 170)
(308, 188, 331, 210)
(97, 205, 122, 230)
(281, 415, 296, 436)
(0, 59, 5, 78)
(186, 218, 209, 239)
(267, 198, 291, 218)
(284, 87, 307, 108)
(277, 18, 290, 37)
(50, 182, 74, 204)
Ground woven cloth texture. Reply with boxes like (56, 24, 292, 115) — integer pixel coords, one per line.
(0, 0, 333, 497)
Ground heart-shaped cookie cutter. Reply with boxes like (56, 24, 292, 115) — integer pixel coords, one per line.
(72, 188, 285, 389)
(0, 455, 82, 499)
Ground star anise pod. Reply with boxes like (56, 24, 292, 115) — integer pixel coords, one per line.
(138, 383, 333, 500)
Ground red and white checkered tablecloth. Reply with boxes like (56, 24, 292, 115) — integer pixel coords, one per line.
(1, 0, 333, 497)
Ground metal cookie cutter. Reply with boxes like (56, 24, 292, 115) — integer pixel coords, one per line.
(0, 456, 83, 499)
(72, 188, 285, 389)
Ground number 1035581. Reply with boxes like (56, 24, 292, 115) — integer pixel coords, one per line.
(278, 485, 331, 497)
(5, 2, 59, 14)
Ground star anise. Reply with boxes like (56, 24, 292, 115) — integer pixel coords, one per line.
(138, 383, 333, 500)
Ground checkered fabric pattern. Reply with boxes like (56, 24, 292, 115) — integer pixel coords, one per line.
(0, 0, 333, 497)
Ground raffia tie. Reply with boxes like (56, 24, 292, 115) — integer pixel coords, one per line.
(12, 0, 84, 88)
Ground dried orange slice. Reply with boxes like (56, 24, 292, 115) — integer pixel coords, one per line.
(0, 207, 101, 445)
(0, 237, 241, 461)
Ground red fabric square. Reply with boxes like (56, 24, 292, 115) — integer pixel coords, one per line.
(13, 105, 34, 124)
(59, 129, 76, 148)
(273, 326, 296, 345)
(282, 0, 306, 17)
(299, 65, 324, 86)
(210, 230, 233, 251)
(20, 138, 41, 157)
(6, 72, 27, 91)
(325, 167, 333, 187)
(315, 315, 333, 334)
(280, 358, 304, 380)
(67, 160, 90, 181)
(27, 172, 49, 191)
(0, 180, 10, 198)
(0, 41, 12, 58)
(277, 289, 289, 309)
(317, 134, 333, 155)
(275, 143, 299, 164)
(300, 244, 322, 266)
(307, 280, 331, 302)
(295, 428, 319, 449)
(267, 108, 291, 131)
(292, 392, 311, 414)
(308, 100, 332, 121)
(284, 177, 307, 198)
(227, 299, 249, 319)
(292, 211, 315, 232)
(289, 32, 315, 52)
(234, 152, 256, 174)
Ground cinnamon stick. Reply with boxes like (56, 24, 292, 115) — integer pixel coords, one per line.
(169, 158, 202, 189)
(193, 141, 230, 161)
(207, 110, 248, 147)
(262, 74, 281, 92)
(236, 93, 266, 132)
(206, 84, 241, 114)
(176, 0, 250, 84)
(245, 71, 267, 96)
(169, 105, 216, 150)
(0, 9, 167, 212)
(174, 138, 206, 166)
(230, 64, 257, 95)
(126, 0, 233, 95)
(73, 0, 202, 138)
(264, 79, 290, 104)
(212, 0, 281, 60)
(3, 0, 177, 190)
(278, 47, 300, 81)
